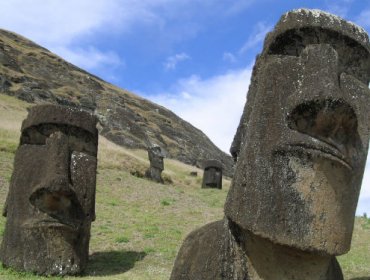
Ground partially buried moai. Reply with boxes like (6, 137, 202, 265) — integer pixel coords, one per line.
(202, 160, 222, 189)
(0, 104, 98, 275)
(170, 9, 370, 280)
(146, 145, 164, 183)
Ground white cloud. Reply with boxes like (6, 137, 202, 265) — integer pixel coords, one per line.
(222, 21, 270, 66)
(0, 0, 123, 46)
(163, 53, 190, 70)
(52, 46, 123, 72)
(0, 0, 128, 74)
(225, 0, 256, 16)
(223, 52, 237, 63)
(0, 0, 261, 74)
(0, 0, 257, 49)
(150, 67, 252, 153)
(239, 22, 271, 54)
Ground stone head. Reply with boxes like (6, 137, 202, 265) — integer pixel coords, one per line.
(0, 104, 98, 275)
(225, 9, 370, 255)
(202, 159, 223, 189)
(148, 145, 164, 171)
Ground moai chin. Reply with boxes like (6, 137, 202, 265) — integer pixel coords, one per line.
(0, 104, 98, 275)
(202, 160, 222, 189)
(146, 145, 164, 183)
(171, 9, 370, 280)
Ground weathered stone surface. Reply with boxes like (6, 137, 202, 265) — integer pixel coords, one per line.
(0, 104, 98, 275)
(146, 145, 164, 183)
(201, 159, 222, 189)
(0, 29, 233, 177)
(171, 9, 370, 280)
(171, 219, 343, 279)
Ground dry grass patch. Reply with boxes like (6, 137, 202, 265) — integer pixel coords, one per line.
(0, 95, 368, 280)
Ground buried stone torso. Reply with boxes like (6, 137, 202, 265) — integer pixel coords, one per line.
(170, 219, 342, 280)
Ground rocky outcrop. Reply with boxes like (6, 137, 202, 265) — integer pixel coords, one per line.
(0, 29, 233, 176)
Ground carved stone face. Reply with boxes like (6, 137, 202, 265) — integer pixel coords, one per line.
(148, 146, 164, 171)
(225, 10, 370, 255)
(146, 146, 165, 183)
(202, 160, 223, 189)
(0, 105, 98, 275)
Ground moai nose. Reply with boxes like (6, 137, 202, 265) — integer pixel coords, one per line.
(29, 131, 75, 215)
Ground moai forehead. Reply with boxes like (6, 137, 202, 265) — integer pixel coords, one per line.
(20, 104, 98, 159)
(264, 9, 369, 53)
(203, 159, 222, 170)
(225, 9, 370, 255)
(0, 104, 98, 275)
(148, 145, 164, 156)
(22, 104, 98, 136)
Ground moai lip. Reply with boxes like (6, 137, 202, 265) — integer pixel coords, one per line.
(171, 9, 370, 280)
(201, 159, 223, 189)
(0, 104, 98, 276)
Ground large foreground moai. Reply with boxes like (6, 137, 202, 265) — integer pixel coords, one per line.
(171, 9, 370, 280)
(0, 105, 98, 275)
(202, 160, 222, 189)
(146, 145, 164, 183)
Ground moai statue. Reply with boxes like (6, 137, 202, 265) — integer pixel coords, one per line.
(146, 145, 164, 183)
(0, 104, 98, 275)
(171, 9, 370, 280)
(202, 160, 222, 189)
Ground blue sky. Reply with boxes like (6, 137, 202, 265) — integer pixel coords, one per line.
(1, 0, 370, 215)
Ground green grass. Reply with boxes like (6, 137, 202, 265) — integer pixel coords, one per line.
(338, 217, 370, 279)
(0, 95, 369, 279)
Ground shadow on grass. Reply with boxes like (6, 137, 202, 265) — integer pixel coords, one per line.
(85, 250, 146, 276)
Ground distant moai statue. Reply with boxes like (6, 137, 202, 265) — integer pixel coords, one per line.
(146, 145, 164, 183)
(201, 160, 222, 189)
(190, 171, 198, 177)
(0, 104, 98, 275)
(170, 9, 370, 280)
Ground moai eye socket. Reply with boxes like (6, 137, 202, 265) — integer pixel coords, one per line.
(287, 99, 358, 148)
(287, 99, 361, 168)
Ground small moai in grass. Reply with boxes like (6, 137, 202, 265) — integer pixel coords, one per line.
(146, 145, 164, 183)
(201, 159, 222, 189)
(0, 104, 98, 276)
(170, 9, 370, 280)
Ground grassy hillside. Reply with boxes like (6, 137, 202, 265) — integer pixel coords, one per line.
(0, 94, 369, 280)
(0, 29, 234, 177)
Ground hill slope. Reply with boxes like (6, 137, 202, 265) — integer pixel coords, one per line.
(0, 95, 369, 280)
(0, 29, 233, 176)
